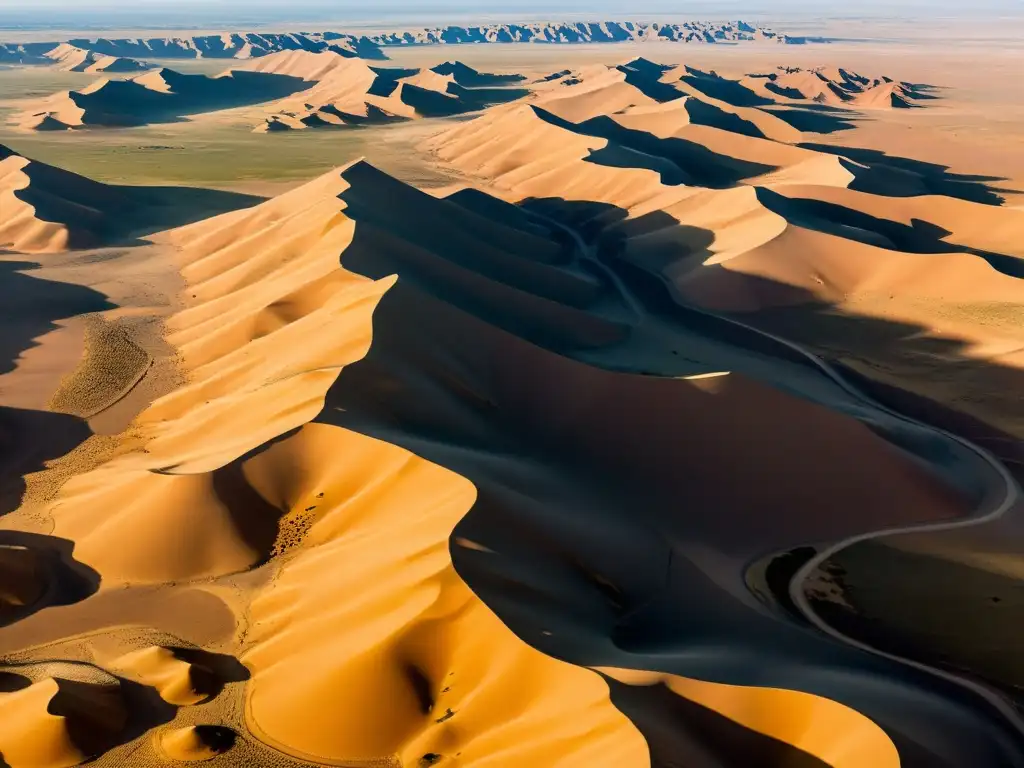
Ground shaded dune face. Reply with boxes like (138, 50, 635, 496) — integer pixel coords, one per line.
(0, 145, 263, 253)
(248, 54, 531, 132)
(426, 58, 1021, 449)
(0, 159, 924, 767)
(17, 68, 312, 130)
(0, 677, 126, 767)
(14, 50, 531, 133)
(202, 168, 906, 766)
(63, 160, 1008, 764)
(2, 48, 1021, 768)
(416, 57, 1023, 766)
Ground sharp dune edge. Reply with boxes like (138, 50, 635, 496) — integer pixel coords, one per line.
(12, 51, 530, 131)
(42, 43, 150, 74)
(0, 47, 1020, 768)
(0, 144, 129, 251)
(11, 51, 928, 133)
(0, 157, 910, 768)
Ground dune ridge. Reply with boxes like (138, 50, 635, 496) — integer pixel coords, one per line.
(0, 153, 955, 766)
(14, 52, 529, 131)
(426, 55, 1022, 472)
(4, 144, 1017, 767)
(0, 143, 261, 251)
(0, 144, 129, 250)
(14, 66, 312, 130)
(0, 676, 126, 768)
(13, 52, 932, 133)
(0, 39, 1021, 768)
(245, 53, 529, 132)
(43, 43, 150, 74)
(747, 65, 936, 109)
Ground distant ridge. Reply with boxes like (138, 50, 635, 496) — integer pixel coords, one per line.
(0, 31, 387, 64)
(0, 21, 812, 66)
(366, 20, 795, 46)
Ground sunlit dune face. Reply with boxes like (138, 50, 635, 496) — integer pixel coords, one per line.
(0, 26, 1020, 768)
(598, 668, 901, 768)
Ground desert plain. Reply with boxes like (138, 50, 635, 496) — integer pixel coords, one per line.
(0, 10, 1022, 768)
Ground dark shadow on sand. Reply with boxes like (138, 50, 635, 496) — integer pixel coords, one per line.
(530, 106, 777, 187)
(63, 69, 311, 128)
(762, 104, 859, 134)
(0, 530, 101, 623)
(604, 676, 832, 768)
(800, 142, 1019, 205)
(678, 70, 775, 107)
(755, 187, 1024, 278)
(305, 188, 1024, 764)
(0, 261, 108, 514)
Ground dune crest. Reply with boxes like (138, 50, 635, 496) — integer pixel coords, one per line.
(754, 66, 935, 109)
(156, 726, 236, 762)
(242, 425, 647, 767)
(248, 54, 528, 132)
(0, 28, 1019, 765)
(0, 678, 126, 768)
(14, 66, 311, 130)
(0, 145, 128, 251)
(104, 646, 215, 706)
(599, 668, 901, 768)
(43, 43, 149, 74)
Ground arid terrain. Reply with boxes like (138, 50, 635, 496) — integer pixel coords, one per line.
(0, 12, 1022, 768)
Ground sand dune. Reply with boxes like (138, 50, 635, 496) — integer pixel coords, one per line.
(0, 144, 129, 251)
(156, 726, 235, 762)
(14, 49, 928, 134)
(15, 50, 529, 132)
(427, 56, 1021, 454)
(753, 66, 935, 109)
(429, 86, 1020, 319)
(429, 56, 946, 200)
(0, 144, 260, 251)
(104, 646, 217, 706)
(0, 41, 59, 65)
(3, 149, 1015, 767)
(43, 43, 150, 74)
(0, 39, 1020, 768)
(0, 677, 126, 768)
(15, 67, 311, 130)
(1, 159, 646, 766)
(249, 53, 529, 131)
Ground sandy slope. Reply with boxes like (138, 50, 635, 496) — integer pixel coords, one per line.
(12, 50, 529, 132)
(750, 66, 934, 109)
(13, 67, 311, 130)
(427, 55, 1022, 444)
(244, 52, 529, 132)
(0, 144, 129, 251)
(10, 50, 933, 134)
(0, 144, 262, 252)
(43, 43, 149, 74)
(0, 154, 961, 767)
(0, 48, 1020, 768)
